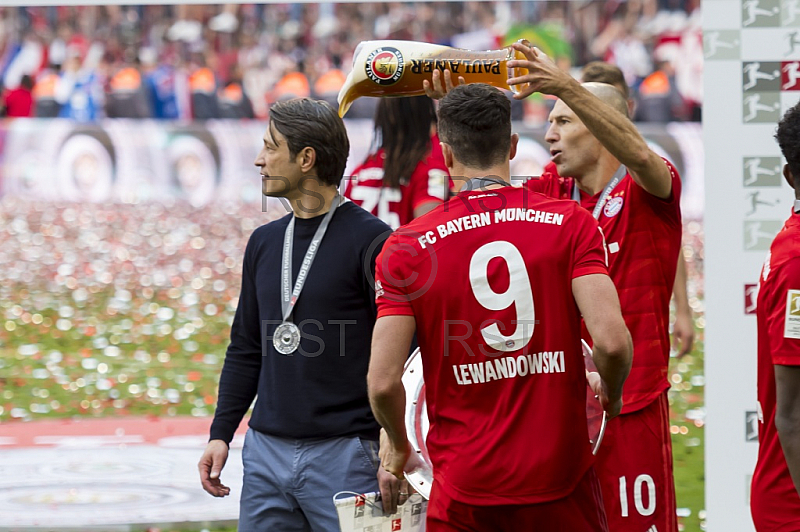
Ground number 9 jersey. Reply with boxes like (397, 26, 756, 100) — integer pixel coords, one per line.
(374, 184, 609, 506)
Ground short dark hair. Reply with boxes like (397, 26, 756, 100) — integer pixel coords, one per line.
(581, 61, 630, 100)
(437, 84, 511, 170)
(269, 98, 349, 186)
(776, 102, 800, 182)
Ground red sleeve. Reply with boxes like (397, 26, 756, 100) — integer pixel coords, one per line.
(570, 205, 610, 279)
(771, 257, 800, 365)
(406, 154, 450, 211)
(374, 231, 416, 318)
(633, 158, 682, 222)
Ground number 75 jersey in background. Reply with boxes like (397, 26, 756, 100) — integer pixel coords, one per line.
(374, 184, 609, 507)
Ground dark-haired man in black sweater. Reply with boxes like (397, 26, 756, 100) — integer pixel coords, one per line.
(197, 98, 402, 530)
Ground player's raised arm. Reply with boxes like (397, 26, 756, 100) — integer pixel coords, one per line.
(572, 273, 632, 418)
(507, 41, 673, 199)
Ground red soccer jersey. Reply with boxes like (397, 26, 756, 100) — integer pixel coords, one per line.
(525, 160, 682, 413)
(344, 135, 450, 229)
(751, 210, 800, 531)
(375, 185, 609, 506)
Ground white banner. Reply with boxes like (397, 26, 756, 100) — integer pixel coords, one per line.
(704, 0, 800, 529)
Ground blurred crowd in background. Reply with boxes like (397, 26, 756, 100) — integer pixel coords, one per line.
(0, 198, 703, 422)
(0, 1, 702, 124)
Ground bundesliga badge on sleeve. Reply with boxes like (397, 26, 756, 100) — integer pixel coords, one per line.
(273, 321, 301, 355)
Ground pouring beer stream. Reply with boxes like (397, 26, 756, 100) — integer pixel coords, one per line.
(337, 39, 531, 117)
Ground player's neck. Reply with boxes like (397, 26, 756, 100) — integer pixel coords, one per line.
(287, 180, 340, 219)
(574, 157, 621, 196)
(451, 163, 510, 193)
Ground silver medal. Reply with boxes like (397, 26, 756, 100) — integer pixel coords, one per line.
(273, 322, 301, 355)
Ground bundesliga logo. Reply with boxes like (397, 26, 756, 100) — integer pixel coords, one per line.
(365, 47, 405, 86)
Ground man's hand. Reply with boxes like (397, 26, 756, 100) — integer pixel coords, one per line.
(198, 439, 231, 497)
(588, 371, 623, 419)
(379, 428, 411, 479)
(672, 308, 696, 358)
(423, 69, 466, 99)
(377, 467, 411, 515)
(507, 41, 579, 100)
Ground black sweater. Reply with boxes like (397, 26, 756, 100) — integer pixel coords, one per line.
(209, 201, 391, 443)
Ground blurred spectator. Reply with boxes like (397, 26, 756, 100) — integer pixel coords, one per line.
(271, 67, 310, 103)
(32, 66, 61, 117)
(141, 47, 180, 120)
(217, 65, 253, 119)
(3, 74, 34, 117)
(188, 57, 218, 120)
(636, 58, 686, 122)
(106, 61, 151, 118)
(0, 2, 701, 122)
(55, 48, 104, 121)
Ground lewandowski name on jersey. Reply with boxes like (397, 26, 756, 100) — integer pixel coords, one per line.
(452, 350, 566, 386)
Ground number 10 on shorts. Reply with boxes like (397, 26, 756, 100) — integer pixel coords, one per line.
(619, 475, 656, 517)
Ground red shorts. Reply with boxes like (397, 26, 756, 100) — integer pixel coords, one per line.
(426, 466, 608, 532)
(594, 391, 677, 532)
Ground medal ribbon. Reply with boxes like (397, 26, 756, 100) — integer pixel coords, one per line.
(281, 195, 343, 322)
(571, 165, 627, 220)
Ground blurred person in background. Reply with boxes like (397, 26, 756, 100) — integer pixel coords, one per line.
(750, 101, 800, 532)
(3, 74, 34, 117)
(218, 64, 254, 119)
(198, 98, 405, 529)
(32, 65, 61, 117)
(56, 46, 103, 121)
(141, 47, 180, 120)
(344, 96, 450, 230)
(106, 59, 151, 118)
(188, 53, 219, 120)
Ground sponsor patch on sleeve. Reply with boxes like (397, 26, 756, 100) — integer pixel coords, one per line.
(784, 289, 800, 339)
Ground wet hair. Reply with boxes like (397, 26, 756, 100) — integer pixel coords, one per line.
(437, 84, 511, 170)
(581, 61, 630, 100)
(776, 102, 800, 183)
(373, 96, 437, 188)
(269, 98, 349, 186)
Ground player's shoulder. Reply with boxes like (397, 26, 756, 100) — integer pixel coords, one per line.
(772, 215, 800, 264)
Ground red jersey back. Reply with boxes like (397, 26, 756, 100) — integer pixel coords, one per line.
(751, 211, 800, 530)
(375, 185, 609, 505)
(344, 135, 450, 229)
(525, 161, 682, 413)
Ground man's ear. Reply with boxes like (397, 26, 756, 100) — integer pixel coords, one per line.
(297, 147, 316, 173)
(784, 163, 796, 191)
(441, 142, 454, 170)
(509, 133, 519, 162)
